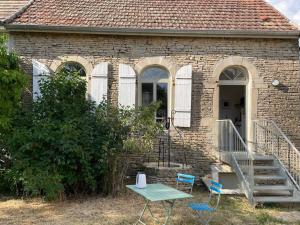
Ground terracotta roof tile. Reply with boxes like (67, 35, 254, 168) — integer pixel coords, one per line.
(8, 0, 299, 32)
(0, 0, 28, 22)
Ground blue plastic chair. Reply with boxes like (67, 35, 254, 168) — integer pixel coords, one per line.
(188, 180, 222, 225)
(176, 173, 196, 194)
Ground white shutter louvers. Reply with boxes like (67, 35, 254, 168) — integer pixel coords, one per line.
(32, 60, 50, 100)
(91, 62, 108, 105)
(118, 64, 136, 108)
(174, 65, 192, 127)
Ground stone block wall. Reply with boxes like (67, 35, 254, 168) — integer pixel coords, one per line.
(9, 32, 300, 178)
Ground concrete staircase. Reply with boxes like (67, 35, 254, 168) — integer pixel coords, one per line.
(238, 154, 299, 203)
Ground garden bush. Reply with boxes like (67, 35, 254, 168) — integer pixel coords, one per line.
(0, 34, 27, 130)
(0, 34, 27, 194)
(6, 70, 162, 200)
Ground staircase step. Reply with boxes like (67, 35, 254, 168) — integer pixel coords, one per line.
(254, 185, 294, 192)
(253, 166, 280, 175)
(236, 155, 275, 165)
(254, 175, 286, 181)
(254, 175, 287, 185)
(252, 155, 275, 160)
(242, 165, 280, 175)
(242, 165, 279, 170)
(254, 196, 300, 203)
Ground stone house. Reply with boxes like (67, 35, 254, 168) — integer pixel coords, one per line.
(2, 0, 300, 203)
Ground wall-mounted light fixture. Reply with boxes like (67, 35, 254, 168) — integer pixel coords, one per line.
(272, 79, 280, 87)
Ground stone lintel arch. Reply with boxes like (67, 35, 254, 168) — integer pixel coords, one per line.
(212, 56, 260, 83)
(50, 55, 93, 93)
(135, 56, 177, 79)
(50, 56, 93, 76)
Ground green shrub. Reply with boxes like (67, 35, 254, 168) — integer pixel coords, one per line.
(7, 70, 162, 200)
(0, 34, 27, 194)
(0, 34, 27, 130)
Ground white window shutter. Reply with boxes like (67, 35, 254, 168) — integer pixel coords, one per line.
(32, 60, 50, 100)
(174, 65, 192, 127)
(118, 64, 136, 108)
(91, 62, 108, 105)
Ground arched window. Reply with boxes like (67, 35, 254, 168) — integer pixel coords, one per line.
(219, 67, 248, 85)
(140, 67, 169, 121)
(220, 67, 247, 81)
(59, 62, 86, 78)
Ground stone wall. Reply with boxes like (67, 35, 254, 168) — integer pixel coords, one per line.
(9, 32, 300, 178)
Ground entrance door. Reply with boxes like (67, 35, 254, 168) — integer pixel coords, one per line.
(219, 85, 246, 139)
(218, 67, 248, 140)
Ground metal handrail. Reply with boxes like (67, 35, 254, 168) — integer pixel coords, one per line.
(216, 119, 254, 202)
(253, 120, 300, 190)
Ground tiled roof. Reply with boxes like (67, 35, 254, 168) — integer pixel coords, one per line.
(0, 0, 28, 22)
(7, 0, 299, 33)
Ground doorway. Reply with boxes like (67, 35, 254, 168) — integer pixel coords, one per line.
(218, 66, 248, 140)
(219, 85, 246, 139)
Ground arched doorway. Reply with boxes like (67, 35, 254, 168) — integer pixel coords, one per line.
(219, 66, 248, 139)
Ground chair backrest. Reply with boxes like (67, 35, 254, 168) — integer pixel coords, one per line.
(176, 173, 196, 193)
(208, 180, 222, 210)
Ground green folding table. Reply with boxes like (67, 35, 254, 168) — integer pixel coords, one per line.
(127, 183, 193, 225)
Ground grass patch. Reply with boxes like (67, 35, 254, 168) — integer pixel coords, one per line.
(256, 212, 287, 225)
(0, 190, 300, 224)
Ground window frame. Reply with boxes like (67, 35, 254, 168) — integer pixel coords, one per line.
(219, 66, 248, 86)
(138, 66, 172, 120)
(57, 61, 88, 82)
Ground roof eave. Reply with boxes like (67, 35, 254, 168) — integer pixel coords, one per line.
(4, 24, 300, 39)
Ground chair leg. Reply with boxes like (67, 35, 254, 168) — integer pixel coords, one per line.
(190, 185, 193, 194)
(205, 214, 213, 225)
(196, 211, 213, 225)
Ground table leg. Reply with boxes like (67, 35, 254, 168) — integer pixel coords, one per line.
(135, 199, 148, 225)
(135, 199, 160, 225)
(161, 200, 176, 225)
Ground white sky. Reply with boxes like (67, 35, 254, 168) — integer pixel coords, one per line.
(266, 0, 300, 27)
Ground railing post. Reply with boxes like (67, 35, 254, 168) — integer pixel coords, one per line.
(288, 145, 291, 172)
(229, 122, 233, 152)
(249, 157, 254, 203)
(277, 136, 280, 157)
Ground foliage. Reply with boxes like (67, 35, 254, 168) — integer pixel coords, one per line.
(7, 71, 162, 200)
(0, 34, 27, 130)
(0, 34, 27, 194)
(98, 102, 163, 195)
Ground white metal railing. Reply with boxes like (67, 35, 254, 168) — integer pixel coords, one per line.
(216, 120, 254, 202)
(253, 120, 300, 190)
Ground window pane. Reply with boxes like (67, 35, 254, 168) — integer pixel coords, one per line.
(220, 67, 247, 81)
(156, 83, 168, 120)
(142, 83, 153, 106)
(61, 62, 86, 77)
(141, 67, 169, 82)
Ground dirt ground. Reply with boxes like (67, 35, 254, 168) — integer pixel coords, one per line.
(0, 189, 300, 225)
